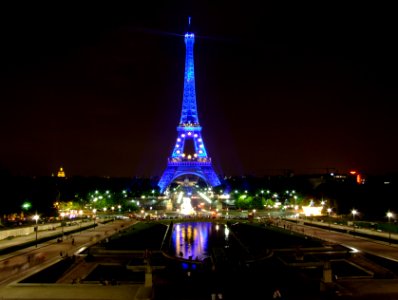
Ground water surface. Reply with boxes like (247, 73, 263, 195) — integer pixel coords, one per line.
(171, 222, 230, 261)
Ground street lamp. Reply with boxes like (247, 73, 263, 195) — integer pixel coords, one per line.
(22, 202, 32, 211)
(387, 211, 394, 244)
(327, 208, 332, 230)
(92, 209, 97, 229)
(78, 210, 83, 233)
(351, 209, 358, 233)
(60, 212, 66, 239)
(33, 214, 39, 247)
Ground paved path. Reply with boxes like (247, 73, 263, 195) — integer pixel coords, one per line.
(280, 219, 398, 261)
(0, 218, 137, 286)
(0, 220, 93, 253)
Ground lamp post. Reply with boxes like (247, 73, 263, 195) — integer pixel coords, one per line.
(92, 209, 97, 230)
(60, 212, 65, 240)
(327, 208, 332, 231)
(387, 211, 394, 244)
(78, 210, 83, 233)
(33, 214, 39, 247)
(351, 209, 358, 233)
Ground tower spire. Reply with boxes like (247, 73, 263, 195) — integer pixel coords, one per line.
(180, 30, 198, 125)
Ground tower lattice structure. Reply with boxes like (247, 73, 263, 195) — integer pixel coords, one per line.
(158, 30, 221, 193)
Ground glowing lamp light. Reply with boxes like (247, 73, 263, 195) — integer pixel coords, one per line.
(22, 202, 32, 210)
(194, 134, 198, 137)
(224, 226, 230, 238)
(177, 138, 181, 142)
(176, 144, 179, 148)
(350, 170, 357, 175)
(302, 206, 323, 216)
(188, 154, 192, 159)
(176, 192, 184, 204)
(194, 153, 198, 157)
(188, 132, 192, 136)
(199, 150, 203, 153)
(197, 191, 212, 203)
(181, 134, 185, 137)
(177, 150, 180, 153)
(180, 197, 195, 215)
(198, 138, 202, 142)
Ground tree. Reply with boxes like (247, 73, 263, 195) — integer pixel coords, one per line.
(252, 196, 266, 209)
(235, 195, 252, 210)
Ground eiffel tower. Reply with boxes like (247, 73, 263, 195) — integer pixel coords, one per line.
(158, 22, 221, 193)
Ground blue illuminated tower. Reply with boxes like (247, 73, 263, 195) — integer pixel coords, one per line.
(158, 26, 221, 193)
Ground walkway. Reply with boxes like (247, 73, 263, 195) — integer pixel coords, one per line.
(0, 218, 137, 286)
(281, 218, 398, 262)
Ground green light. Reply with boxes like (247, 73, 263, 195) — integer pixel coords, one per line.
(22, 202, 32, 210)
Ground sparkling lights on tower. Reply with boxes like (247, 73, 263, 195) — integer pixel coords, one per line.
(158, 20, 220, 193)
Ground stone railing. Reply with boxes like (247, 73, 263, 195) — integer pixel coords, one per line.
(0, 223, 60, 241)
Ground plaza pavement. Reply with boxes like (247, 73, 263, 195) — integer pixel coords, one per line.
(278, 218, 398, 299)
(0, 218, 153, 300)
(281, 218, 398, 261)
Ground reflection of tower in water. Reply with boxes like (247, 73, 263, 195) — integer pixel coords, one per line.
(183, 224, 197, 259)
(174, 222, 209, 260)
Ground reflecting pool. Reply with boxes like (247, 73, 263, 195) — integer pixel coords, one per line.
(171, 222, 230, 261)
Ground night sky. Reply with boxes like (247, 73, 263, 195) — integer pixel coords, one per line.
(1, 3, 397, 178)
